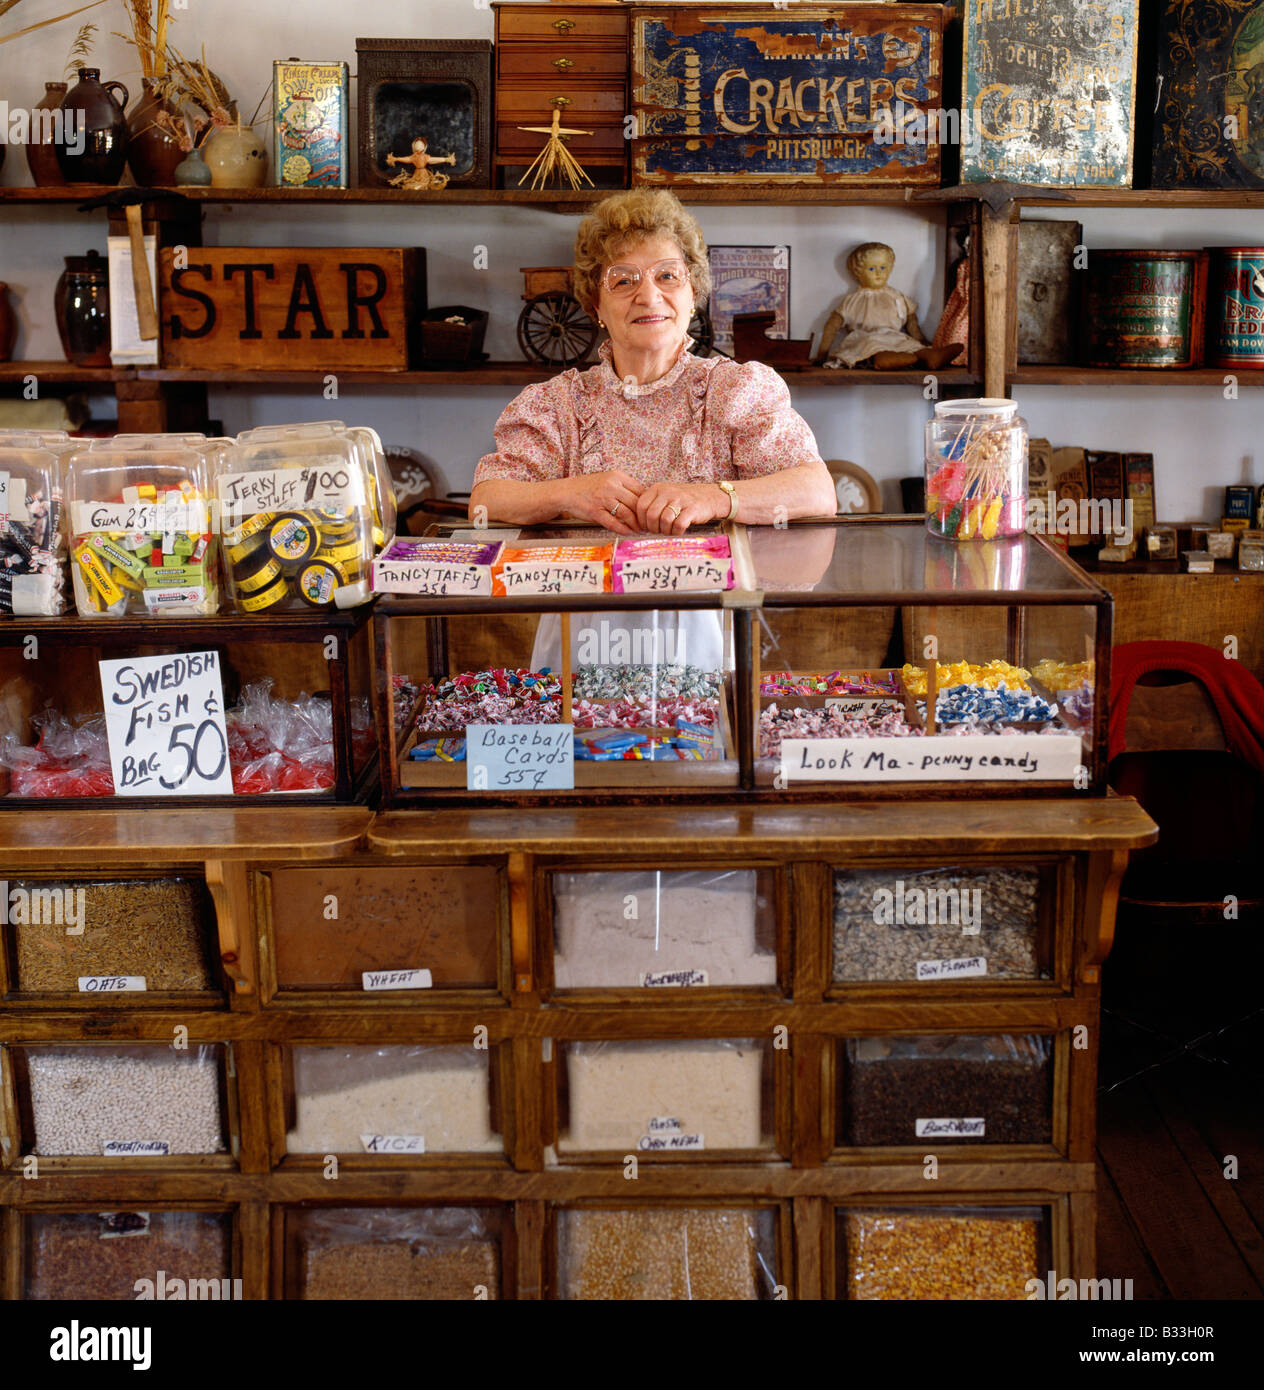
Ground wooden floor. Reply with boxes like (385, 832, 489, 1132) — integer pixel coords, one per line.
(1096, 909, 1264, 1299)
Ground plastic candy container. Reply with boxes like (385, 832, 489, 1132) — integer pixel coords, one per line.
(925, 399, 1028, 542)
(65, 436, 218, 617)
(217, 423, 379, 613)
(0, 430, 67, 615)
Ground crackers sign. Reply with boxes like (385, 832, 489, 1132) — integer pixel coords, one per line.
(99, 652, 233, 796)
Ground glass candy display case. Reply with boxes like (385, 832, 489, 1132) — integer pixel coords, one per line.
(374, 518, 1110, 802)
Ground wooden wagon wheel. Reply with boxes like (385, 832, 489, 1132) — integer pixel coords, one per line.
(688, 307, 715, 357)
(517, 291, 599, 367)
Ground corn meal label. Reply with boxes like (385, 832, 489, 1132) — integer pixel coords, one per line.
(638, 1131, 705, 1151)
(78, 975, 147, 992)
(361, 968, 433, 991)
(360, 1134, 425, 1153)
(641, 968, 708, 988)
(915, 957, 988, 980)
(103, 1140, 171, 1157)
(914, 1118, 986, 1138)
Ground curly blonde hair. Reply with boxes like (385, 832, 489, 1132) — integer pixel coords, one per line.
(573, 189, 711, 317)
(847, 242, 895, 279)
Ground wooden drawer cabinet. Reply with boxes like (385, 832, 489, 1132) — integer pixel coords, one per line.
(497, 6, 628, 42)
(495, 86, 627, 119)
(493, 2, 629, 186)
(498, 48, 628, 80)
(496, 121, 626, 159)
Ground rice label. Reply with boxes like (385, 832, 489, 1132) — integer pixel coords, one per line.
(78, 975, 148, 992)
(103, 1140, 170, 1157)
(915, 1118, 986, 1138)
(360, 1134, 426, 1153)
(361, 968, 433, 991)
(648, 1116, 682, 1133)
(638, 1131, 705, 1151)
(915, 957, 988, 980)
(641, 968, 708, 988)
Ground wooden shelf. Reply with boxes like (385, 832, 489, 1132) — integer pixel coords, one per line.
(0, 359, 127, 384)
(133, 364, 978, 387)
(1015, 188, 1264, 209)
(0, 183, 955, 210)
(7, 183, 1264, 211)
(1010, 366, 1264, 388)
(0, 359, 977, 389)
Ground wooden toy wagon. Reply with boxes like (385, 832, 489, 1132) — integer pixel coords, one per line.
(516, 266, 715, 368)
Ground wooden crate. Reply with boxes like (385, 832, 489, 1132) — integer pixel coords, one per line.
(158, 247, 425, 372)
(962, 0, 1140, 187)
(631, 5, 944, 186)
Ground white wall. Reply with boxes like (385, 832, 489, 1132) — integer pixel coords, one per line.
(3, 1, 1261, 517)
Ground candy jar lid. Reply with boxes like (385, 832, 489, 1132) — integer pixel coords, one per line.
(933, 397, 1018, 418)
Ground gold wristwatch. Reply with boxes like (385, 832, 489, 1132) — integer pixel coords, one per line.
(718, 480, 739, 521)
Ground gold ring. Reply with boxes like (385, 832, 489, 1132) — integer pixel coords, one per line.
(668, 504, 682, 519)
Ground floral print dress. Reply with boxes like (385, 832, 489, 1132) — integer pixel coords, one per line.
(474, 341, 826, 675)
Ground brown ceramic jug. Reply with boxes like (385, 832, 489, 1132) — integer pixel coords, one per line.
(55, 68, 130, 185)
(127, 78, 184, 187)
(25, 82, 69, 187)
(55, 252, 111, 366)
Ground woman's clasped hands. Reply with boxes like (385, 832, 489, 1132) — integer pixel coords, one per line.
(564, 470, 725, 536)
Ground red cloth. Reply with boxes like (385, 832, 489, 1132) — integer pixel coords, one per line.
(1109, 641, 1264, 776)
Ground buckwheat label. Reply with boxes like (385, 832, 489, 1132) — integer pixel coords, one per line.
(915, 1118, 985, 1138)
(641, 968, 708, 988)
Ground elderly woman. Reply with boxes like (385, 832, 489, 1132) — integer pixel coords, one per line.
(470, 189, 836, 535)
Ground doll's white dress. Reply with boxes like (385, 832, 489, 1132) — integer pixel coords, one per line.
(824, 286, 923, 368)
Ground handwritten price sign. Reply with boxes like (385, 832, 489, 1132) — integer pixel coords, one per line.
(99, 652, 233, 796)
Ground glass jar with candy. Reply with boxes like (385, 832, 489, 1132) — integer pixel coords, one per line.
(216, 423, 379, 614)
(64, 437, 219, 617)
(925, 399, 1028, 542)
(0, 430, 69, 616)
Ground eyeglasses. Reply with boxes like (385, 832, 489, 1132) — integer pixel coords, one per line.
(601, 258, 690, 297)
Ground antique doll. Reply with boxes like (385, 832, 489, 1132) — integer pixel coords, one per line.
(815, 242, 962, 370)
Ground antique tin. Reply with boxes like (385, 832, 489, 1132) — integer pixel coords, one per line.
(356, 39, 493, 189)
(1207, 247, 1264, 367)
(630, 5, 944, 185)
(1152, 1, 1264, 189)
(1081, 251, 1208, 369)
(962, 0, 1139, 187)
(273, 59, 350, 189)
(1017, 221, 1083, 364)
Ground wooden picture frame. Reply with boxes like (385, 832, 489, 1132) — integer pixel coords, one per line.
(707, 245, 790, 357)
(356, 38, 494, 189)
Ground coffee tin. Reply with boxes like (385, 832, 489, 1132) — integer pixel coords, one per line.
(1082, 251, 1208, 368)
(1207, 248, 1264, 368)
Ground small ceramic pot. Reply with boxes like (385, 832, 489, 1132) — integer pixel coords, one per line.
(174, 145, 213, 186)
(202, 124, 269, 187)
